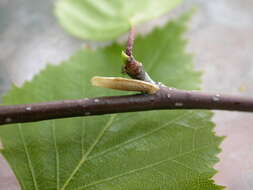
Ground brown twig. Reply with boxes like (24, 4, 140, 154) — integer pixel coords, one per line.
(125, 27, 135, 57)
(122, 27, 155, 83)
(0, 87, 253, 125)
(0, 29, 252, 125)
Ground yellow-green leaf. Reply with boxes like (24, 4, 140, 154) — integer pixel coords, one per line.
(55, 0, 182, 41)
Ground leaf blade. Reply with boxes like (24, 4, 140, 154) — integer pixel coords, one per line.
(0, 15, 223, 190)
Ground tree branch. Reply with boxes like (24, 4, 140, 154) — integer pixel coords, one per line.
(125, 27, 135, 57)
(0, 87, 253, 125)
(1, 29, 253, 126)
(122, 27, 155, 84)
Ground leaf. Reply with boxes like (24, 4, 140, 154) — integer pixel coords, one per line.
(0, 15, 223, 190)
(55, 0, 182, 41)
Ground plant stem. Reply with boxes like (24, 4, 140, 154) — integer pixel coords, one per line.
(125, 27, 135, 57)
(123, 27, 155, 84)
(0, 87, 253, 125)
(0, 29, 252, 126)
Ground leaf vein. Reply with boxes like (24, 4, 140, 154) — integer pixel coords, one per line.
(52, 121, 60, 190)
(88, 111, 193, 161)
(18, 124, 39, 190)
(77, 144, 212, 189)
(171, 159, 199, 173)
(60, 115, 116, 190)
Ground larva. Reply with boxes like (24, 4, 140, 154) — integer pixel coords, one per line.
(91, 76, 160, 94)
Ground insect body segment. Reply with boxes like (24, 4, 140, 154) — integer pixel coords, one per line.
(91, 76, 159, 94)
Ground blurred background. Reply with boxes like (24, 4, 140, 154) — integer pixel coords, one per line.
(0, 0, 253, 189)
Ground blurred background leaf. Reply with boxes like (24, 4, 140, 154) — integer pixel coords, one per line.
(55, 0, 182, 41)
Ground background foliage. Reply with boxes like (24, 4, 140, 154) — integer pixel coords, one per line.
(55, 0, 182, 41)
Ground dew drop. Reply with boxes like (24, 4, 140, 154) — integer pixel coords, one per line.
(175, 102, 183, 107)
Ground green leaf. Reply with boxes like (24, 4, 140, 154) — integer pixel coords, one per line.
(55, 0, 182, 41)
(0, 15, 223, 190)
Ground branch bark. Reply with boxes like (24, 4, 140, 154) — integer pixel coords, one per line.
(1, 87, 253, 125)
(122, 27, 155, 84)
(0, 28, 252, 126)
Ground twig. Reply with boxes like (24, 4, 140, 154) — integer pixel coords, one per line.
(122, 27, 155, 83)
(0, 87, 253, 125)
(0, 29, 252, 125)
(125, 27, 135, 57)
